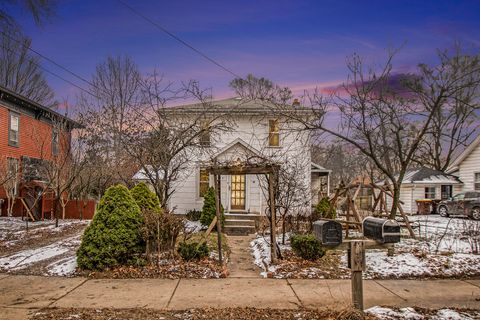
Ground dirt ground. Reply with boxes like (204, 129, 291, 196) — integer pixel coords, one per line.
(30, 307, 371, 320)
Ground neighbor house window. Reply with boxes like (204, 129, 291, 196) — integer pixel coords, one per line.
(268, 119, 279, 147)
(6, 157, 19, 196)
(425, 187, 436, 199)
(199, 121, 211, 146)
(475, 173, 480, 191)
(441, 185, 452, 200)
(52, 129, 59, 155)
(199, 168, 209, 197)
(8, 111, 19, 147)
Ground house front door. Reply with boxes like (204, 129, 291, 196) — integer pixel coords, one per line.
(231, 174, 246, 210)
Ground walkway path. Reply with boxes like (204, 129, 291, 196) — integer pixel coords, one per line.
(227, 235, 260, 278)
(1, 274, 479, 319)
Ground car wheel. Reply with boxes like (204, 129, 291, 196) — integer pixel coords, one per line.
(438, 206, 449, 217)
(472, 207, 480, 220)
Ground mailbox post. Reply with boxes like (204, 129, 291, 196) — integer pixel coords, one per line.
(348, 240, 366, 312)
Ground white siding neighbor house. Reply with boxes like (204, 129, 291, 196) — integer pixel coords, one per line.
(134, 98, 329, 220)
(384, 167, 462, 214)
(447, 134, 480, 193)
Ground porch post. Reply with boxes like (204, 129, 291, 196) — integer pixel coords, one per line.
(269, 171, 277, 264)
(214, 174, 223, 265)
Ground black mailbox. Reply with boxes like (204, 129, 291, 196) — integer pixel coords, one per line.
(312, 220, 343, 246)
(362, 217, 400, 243)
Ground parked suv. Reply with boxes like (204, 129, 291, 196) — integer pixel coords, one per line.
(438, 191, 480, 220)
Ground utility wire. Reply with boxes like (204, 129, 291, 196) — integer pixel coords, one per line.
(0, 43, 98, 98)
(117, 0, 244, 80)
(0, 30, 97, 90)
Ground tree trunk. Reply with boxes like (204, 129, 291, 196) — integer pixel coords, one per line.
(389, 183, 401, 220)
(282, 217, 286, 245)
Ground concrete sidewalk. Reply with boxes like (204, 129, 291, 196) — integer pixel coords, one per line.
(1, 274, 479, 319)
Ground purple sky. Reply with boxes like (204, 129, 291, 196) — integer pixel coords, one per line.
(10, 0, 480, 103)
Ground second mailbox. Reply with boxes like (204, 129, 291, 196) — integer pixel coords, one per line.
(313, 220, 343, 246)
(362, 217, 400, 243)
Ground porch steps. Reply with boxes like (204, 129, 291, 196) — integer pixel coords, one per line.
(223, 213, 260, 235)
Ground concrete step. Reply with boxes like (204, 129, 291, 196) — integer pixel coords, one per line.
(224, 219, 255, 227)
(225, 213, 261, 221)
(223, 225, 256, 236)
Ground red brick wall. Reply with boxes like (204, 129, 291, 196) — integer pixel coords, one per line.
(0, 103, 72, 198)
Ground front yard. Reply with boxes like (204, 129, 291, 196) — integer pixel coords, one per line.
(251, 215, 480, 279)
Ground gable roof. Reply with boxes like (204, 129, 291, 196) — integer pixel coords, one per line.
(211, 138, 265, 161)
(311, 162, 331, 173)
(166, 97, 314, 116)
(447, 134, 480, 173)
(0, 85, 81, 129)
(401, 167, 462, 184)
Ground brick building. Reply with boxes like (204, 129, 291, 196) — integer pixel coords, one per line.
(0, 85, 81, 218)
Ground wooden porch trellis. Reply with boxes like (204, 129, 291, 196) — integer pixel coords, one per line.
(207, 162, 280, 264)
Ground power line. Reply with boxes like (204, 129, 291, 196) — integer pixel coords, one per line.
(0, 43, 98, 98)
(0, 30, 98, 91)
(117, 0, 243, 80)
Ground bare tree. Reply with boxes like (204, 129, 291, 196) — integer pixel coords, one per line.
(0, 26, 56, 106)
(0, 156, 20, 216)
(77, 55, 143, 186)
(0, 0, 56, 27)
(413, 48, 480, 171)
(125, 74, 232, 209)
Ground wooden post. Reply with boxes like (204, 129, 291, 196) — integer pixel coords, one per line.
(349, 240, 365, 312)
(269, 171, 277, 264)
(214, 174, 223, 265)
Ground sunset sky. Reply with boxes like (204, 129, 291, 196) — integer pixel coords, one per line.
(11, 0, 480, 103)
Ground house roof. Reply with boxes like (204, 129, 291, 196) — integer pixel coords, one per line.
(400, 167, 462, 185)
(0, 85, 81, 129)
(311, 162, 331, 174)
(211, 138, 265, 161)
(447, 134, 480, 173)
(165, 97, 315, 116)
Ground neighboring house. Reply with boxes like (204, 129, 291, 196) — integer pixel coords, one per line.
(447, 134, 480, 193)
(134, 97, 330, 216)
(0, 85, 79, 216)
(383, 167, 462, 214)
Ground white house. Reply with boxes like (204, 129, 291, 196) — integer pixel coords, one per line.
(383, 167, 462, 214)
(134, 97, 329, 221)
(447, 134, 480, 193)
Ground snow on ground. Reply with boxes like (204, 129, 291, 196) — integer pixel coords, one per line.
(0, 235, 80, 271)
(366, 306, 480, 319)
(184, 220, 204, 233)
(251, 215, 480, 279)
(46, 256, 77, 276)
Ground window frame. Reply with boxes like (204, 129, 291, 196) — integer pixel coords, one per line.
(6, 157, 19, 196)
(268, 119, 280, 147)
(52, 128, 59, 156)
(198, 168, 210, 198)
(199, 120, 211, 147)
(424, 186, 436, 199)
(475, 172, 480, 191)
(440, 185, 452, 200)
(8, 111, 20, 147)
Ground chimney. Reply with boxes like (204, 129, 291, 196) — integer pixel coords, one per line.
(292, 98, 300, 107)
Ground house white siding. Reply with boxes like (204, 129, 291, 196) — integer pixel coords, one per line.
(168, 115, 312, 215)
(456, 143, 480, 192)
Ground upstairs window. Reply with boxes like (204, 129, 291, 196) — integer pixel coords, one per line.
(475, 173, 480, 191)
(425, 187, 436, 199)
(52, 129, 59, 155)
(8, 112, 19, 147)
(268, 119, 279, 147)
(199, 121, 211, 146)
(199, 168, 209, 197)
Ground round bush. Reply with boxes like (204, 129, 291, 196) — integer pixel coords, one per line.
(290, 234, 325, 261)
(77, 184, 145, 270)
(130, 182, 161, 213)
(314, 197, 336, 220)
(177, 241, 209, 261)
(200, 187, 224, 227)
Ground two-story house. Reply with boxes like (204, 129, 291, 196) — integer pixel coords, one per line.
(447, 134, 480, 193)
(0, 85, 79, 217)
(135, 97, 330, 226)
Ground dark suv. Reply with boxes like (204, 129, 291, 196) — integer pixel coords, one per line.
(438, 191, 480, 220)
